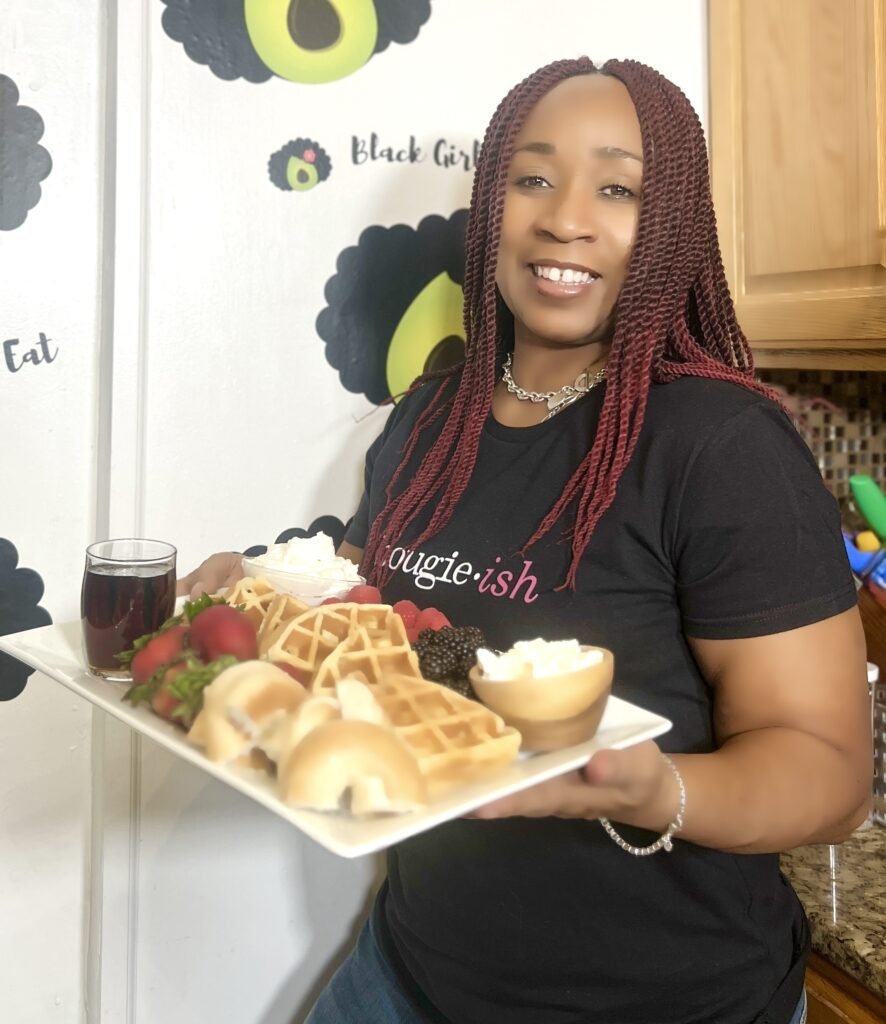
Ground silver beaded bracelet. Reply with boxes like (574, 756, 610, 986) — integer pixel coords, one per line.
(598, 754, 686, 856)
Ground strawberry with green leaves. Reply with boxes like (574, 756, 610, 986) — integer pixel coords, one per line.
(127, 653, 238, 727)
(120, 594, 256, 728)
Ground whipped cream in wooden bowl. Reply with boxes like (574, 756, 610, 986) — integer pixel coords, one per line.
(469, 639, 613, 751)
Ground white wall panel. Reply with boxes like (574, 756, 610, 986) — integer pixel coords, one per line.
(0, 2, 107, 1021)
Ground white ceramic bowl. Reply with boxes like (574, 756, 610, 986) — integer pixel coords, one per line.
(240, 557, 364, 606)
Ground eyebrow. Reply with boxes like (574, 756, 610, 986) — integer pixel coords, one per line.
(514, 142, 643, 163)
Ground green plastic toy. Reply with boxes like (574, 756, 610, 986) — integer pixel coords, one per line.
(849, 474, 886, 540)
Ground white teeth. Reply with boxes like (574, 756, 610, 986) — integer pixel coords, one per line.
(533, 265, 595, 284)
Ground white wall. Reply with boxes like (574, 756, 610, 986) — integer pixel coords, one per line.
(0, 2, 105, 1022)
(0, 2, 708, 1022)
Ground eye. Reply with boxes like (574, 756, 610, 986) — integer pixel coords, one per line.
(514, 174, 551, 189)
(600, 183, 638, 199)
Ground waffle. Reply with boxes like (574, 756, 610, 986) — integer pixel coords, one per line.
(258, 592, 311, 655)
(273, 675, 517, 812)
(308, 603, 407, 643)
(312, 622, 421, 694)
(261, 604, 362, 678)
(224, 576, 278, 632)
(265, 604, 413, 685)
(347, 672, 521, 792)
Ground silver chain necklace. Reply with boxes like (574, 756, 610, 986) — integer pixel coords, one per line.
(501, 353, 607, 420)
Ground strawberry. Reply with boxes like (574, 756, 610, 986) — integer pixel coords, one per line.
(130, 625, 189, 686)
(415, 607, 451, 632)
(320, 597, 344, 606)
(125, 653, 238, 727)
(344, 584, 383, 605)
(393, 600, 420, 628)
(150, 662, 188, 721)
(188, 604, 258, 662)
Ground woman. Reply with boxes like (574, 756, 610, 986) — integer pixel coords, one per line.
(181, 58, 871, 1024)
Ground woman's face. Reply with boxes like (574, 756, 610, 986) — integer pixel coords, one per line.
(495, 74, 643, 349)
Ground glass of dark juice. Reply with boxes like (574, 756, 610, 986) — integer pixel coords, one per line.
(81, 539, 177, 681)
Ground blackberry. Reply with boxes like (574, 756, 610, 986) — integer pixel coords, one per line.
(444, 676, 477, 700)
(412, 624, 487, 701)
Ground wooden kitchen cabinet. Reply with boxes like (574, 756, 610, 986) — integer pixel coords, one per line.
(709, 0, 886, 369)
(806, 952, 886, 1022)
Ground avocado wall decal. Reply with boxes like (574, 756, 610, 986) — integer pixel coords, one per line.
(0, 539, 52, 700)
(0, 75, 53, 231)
(268, 138, 332, 191)
(317, 209, 468, 404)
(161, 0, 432, 84)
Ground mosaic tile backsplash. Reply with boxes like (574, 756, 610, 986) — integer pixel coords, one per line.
(760, 370, 886, 505)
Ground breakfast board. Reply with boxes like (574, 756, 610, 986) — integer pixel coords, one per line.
(0, 620, 672, 858)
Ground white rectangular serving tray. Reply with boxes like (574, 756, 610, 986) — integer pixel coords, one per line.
(0, 621, 671, 858)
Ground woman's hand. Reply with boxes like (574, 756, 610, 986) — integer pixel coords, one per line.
(470, 741, 679, 831)
(176, 551, 243, 600)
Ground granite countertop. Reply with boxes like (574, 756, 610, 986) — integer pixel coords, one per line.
(781, 824, 886, 998)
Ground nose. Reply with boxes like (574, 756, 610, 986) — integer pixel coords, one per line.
(535, 180, 597, 243)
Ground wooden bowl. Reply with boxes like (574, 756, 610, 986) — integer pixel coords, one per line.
(469, 647, 614, 752)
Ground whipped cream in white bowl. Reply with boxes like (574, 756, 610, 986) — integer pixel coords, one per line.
(241, 533, 363, 605)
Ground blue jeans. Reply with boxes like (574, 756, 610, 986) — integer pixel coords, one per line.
(305, 913, 427, 1024)
(788, 989, 808, 1024)
(305, 917, 809, 1024)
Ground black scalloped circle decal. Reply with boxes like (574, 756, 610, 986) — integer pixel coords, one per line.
(160, 0, 273, 83)
(316, 209, 468, 404)
(0, 75, 53, 231)
(0, 539, 52, 700)
(372, 0, 432, 54)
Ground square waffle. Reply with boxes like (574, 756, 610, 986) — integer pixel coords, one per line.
(258, 592, 311, 655)
(225, 576, 278, 631)
(263, 611, 342, 679)
(312, 622, 421, 693)
(263, 604, 403, 679)
(362, 673, 521, 791)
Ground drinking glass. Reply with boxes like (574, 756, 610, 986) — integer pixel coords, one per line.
(80, 539, 177, 680)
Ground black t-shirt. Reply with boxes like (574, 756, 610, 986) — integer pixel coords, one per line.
(345, 376, 856, 1024)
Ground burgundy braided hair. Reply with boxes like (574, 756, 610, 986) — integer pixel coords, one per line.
(363, 57, 777, 590)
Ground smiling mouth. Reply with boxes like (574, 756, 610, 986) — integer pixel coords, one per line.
(530, 263, 600, 285)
